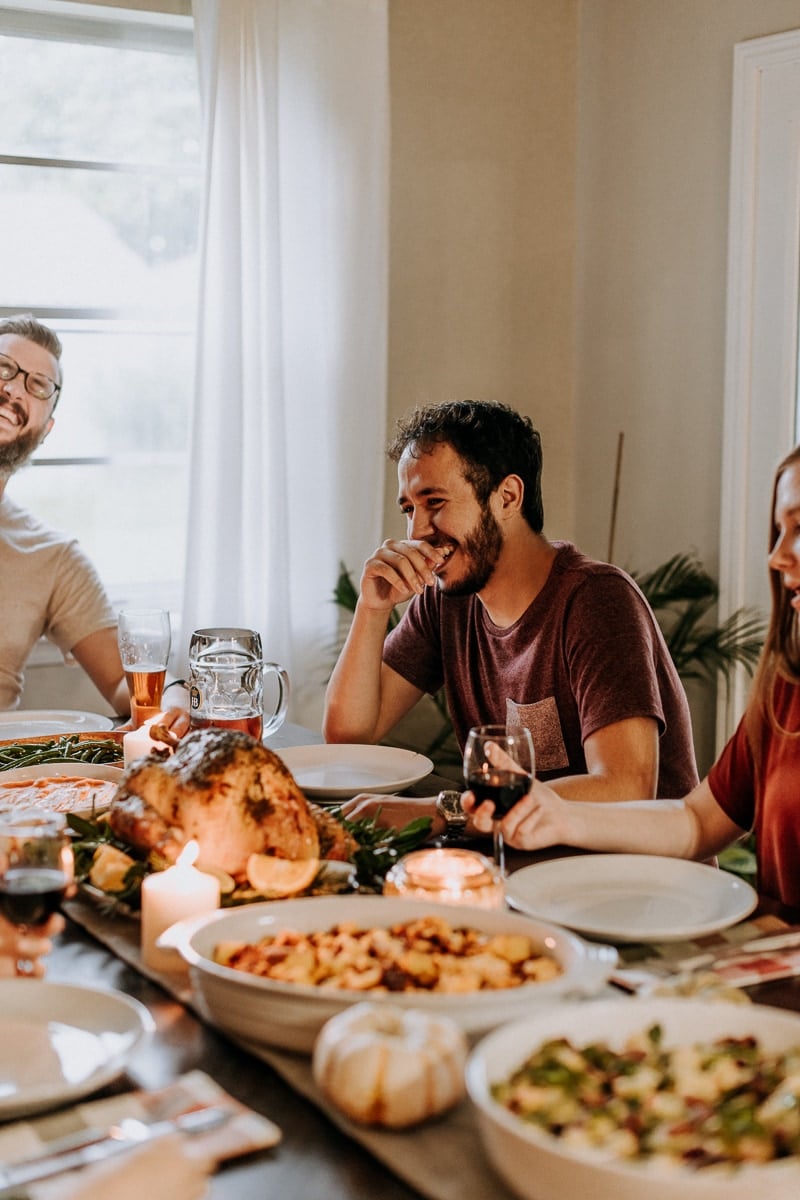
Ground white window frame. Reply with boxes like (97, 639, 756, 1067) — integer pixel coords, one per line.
(718, 27, 800, 748)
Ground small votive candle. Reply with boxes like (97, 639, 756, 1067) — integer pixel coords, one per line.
(383, 848, 505, 909)
(141, 840, 220, 972)
(123, 715, 166, 767)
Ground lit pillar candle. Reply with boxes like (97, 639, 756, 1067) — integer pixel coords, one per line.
(141, 841, 220, 972)
(123, 715, 166, 767)
(383, 848, 505, 909)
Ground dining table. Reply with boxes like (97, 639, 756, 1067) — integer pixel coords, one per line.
(13, 720, 800, 1200)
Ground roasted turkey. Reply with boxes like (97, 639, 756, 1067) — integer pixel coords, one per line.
(108, 727, 352, 881)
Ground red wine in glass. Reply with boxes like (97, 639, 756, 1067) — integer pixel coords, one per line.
(463, 724, 535, 874)
(0, 808, 74, 973)
(0, 867, 70, 927)
(467, 770, 533, 816)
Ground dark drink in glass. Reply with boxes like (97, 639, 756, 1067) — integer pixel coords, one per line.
(0, 867, 69, 927)
(467, 770, 532, 816)
(462, 724, 535, 875)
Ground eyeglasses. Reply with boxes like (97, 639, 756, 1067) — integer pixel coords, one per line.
(0, 353, 61, 402)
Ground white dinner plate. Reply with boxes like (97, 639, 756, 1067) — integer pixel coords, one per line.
(0, 710, 114, 740)
(505, 854, 758, 943)
(278, 744, 434, 800)
(0, 980, 153, 1119)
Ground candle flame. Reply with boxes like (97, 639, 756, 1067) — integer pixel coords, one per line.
(176, 840, 200, 868)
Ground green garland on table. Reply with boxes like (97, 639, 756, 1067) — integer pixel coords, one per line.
(67, 808, 433, 911)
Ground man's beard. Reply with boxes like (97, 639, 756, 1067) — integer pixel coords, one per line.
(438, 503, 504, 596)
(0, 423, 47, 479)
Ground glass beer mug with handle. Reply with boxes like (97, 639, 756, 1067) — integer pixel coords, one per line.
(188, 628, 289, 741)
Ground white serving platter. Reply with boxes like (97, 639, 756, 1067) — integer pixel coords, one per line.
(0, 763, 123, 815)
(505, 854, 758, 943)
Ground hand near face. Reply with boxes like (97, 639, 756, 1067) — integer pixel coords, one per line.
(359, 539, 450, 612)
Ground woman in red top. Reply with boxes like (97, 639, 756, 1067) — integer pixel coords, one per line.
(466, 444, 800, 908)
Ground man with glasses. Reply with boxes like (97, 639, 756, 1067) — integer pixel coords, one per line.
(0, 314, 130, 714)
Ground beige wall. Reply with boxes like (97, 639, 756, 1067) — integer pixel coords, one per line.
(574, 0, 800, 572)
(573, 0, 800, 769)
(386, 0, 579, 539)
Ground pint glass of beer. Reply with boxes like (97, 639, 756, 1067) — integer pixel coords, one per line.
(118, 609, 171, 727)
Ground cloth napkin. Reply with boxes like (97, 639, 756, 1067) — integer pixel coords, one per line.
(28, 1136, 211, 1200)
(0, 1070, 281, 1200)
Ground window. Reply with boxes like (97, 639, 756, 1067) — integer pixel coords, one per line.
(0, 0, 200, 612)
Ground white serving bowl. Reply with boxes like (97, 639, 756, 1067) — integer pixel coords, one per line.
(165, 894, 617, 1053)
(466, 996, 800, 1200)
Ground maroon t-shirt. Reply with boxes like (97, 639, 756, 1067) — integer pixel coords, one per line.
(708, 674, 800, 906)
(383, 542, 698, 798)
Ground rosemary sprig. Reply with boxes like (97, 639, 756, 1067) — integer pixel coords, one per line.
(336, 809, 432, 892)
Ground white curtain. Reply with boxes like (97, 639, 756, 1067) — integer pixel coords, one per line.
(184, 0, 389, 730)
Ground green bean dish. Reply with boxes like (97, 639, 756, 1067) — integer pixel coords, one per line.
(0, 735, 123, 770)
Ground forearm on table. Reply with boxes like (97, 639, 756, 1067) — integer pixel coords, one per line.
(324, 601, 397, 742)
(561, 799, 698, 857)
(559, 781, 739, 862)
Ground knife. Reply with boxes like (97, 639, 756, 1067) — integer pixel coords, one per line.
(0, 1104, 231, 1193)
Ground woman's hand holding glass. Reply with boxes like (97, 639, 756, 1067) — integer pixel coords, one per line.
(462, 725, 534, 873)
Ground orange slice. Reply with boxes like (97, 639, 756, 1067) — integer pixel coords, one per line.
(245, 853, 320, 898)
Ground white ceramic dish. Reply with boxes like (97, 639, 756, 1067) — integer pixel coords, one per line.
(164, 894, 617, 1054)
(505, 854, 758, 943)
(0, 710, 115, 740)
(466, 996, 800, 1200)
(0, 763, 124, 815)
(278, 744, 434, 800)
(0, 980, 154, 1120)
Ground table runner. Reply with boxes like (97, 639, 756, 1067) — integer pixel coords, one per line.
(61, 900, 519, 1200)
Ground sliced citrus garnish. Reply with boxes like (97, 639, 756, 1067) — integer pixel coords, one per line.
(197, 864, 236, 894)
(245, 853, 320, 898)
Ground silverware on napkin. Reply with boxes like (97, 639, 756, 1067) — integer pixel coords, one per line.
(0, 1104, 231, 1193)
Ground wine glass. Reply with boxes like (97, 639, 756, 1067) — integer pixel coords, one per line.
(0, 808, 74, 975)
(118, 608, 172, 728)
(463, 724, 535, 874)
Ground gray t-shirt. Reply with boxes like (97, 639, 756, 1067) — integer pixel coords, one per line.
(0, 493, 116, 709)
(383, 542, 698, 798)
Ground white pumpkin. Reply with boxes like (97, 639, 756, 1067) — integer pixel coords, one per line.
(312, 1001, 468, 1129)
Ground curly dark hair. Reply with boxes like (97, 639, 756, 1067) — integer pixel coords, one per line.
(387, 400, 544, 532)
